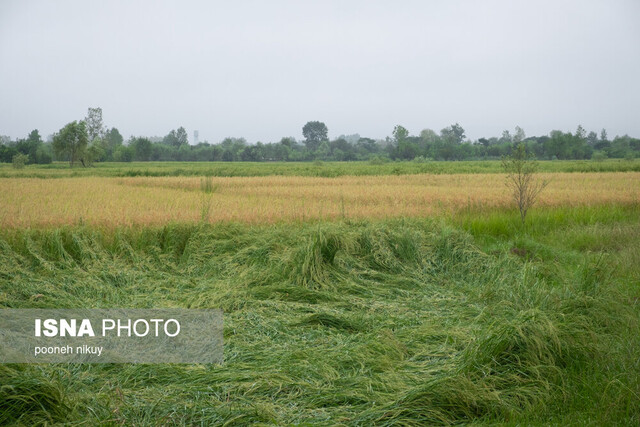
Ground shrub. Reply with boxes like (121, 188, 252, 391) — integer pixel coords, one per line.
(12, 153, 28, 169)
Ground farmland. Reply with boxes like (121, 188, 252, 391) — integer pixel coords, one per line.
(1, 161, 639, 425)
(1, 158, 639, 179)
(1, 170, 639, 228)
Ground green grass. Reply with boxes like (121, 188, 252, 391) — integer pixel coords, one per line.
(1, 158, 639, 178)
(1, 211, 638, 425)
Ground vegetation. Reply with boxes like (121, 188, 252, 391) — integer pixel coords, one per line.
(0, 154, 638, 424)
(11, 153, 28, 169)
(1, 211, 638, 424)
(1, 172, 638, 228)
(2, 110, 640, 166)
(52, 121, 89, 167)
(502, 143, 549, 225)
(1, 158, 640, 179)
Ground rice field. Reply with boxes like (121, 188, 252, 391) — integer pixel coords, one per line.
(1, 162, 639, 425)
(1, 172, 638, 228)
(1, 158, 639, 179)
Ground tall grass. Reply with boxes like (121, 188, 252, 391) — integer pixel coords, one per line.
(1, 218, 637, 424)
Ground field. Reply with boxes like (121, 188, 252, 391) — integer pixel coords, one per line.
(1, 158, 640, 178)
(1, 172, 639, 228)
(1, 161, 639, 425)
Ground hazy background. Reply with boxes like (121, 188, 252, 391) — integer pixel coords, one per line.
(1, 0, 639, 143)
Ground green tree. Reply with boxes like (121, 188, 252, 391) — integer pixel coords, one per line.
(52, 121, 89, 167)
(15, 129, 43, 164)
(302, 121, 328, 151)
(85, 107, 104, 141)
(513, 126, 526, 144)
(392, 125, 409, 144)
(113, 145, 134, 162)
(84, 141, 105, 166)
(103, 127, 123, 160)
(587, 131, 598, 146)
(502, 143, 548, 225)
(441, 123, 466, 144)
(131, 137, 153, 161)
(163, 130, 179, 147)
(600, 128, 608, 143)
(500, 130, 512, 144)
(0, 144, 18, 163)
(176, 127, 189, 146)
(316, 141, 330, 160)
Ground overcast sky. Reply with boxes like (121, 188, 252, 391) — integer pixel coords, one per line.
(1, 0, 639, 144)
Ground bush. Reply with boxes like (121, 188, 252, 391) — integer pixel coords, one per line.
(12, 153, 28, 169)
(368, 155, 388, 165)
(35, 147, 52, 164)
(592, 151, 607, 162)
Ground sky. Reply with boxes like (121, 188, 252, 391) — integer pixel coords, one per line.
(1, 0, 639, 144)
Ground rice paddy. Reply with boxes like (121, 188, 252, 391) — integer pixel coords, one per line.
(1, 172, 638, 228)
(1, 161, 639, 425)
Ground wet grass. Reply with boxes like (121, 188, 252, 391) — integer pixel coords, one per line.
(1, 212, 638, 425)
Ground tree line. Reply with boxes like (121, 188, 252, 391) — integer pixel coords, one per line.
(1, 108, 638, 167)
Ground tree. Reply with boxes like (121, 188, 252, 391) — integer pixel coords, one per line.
(131, 137, 153, 161)
(600, 128, 608, 144)
(176, 127, 188, 146)
(52, 121, 89, 167)
(513, 126, 526, 144)
(420, 129, 439, 145)
(103, 127, 123, 160)
(441, 123, 466, 144)
(500, 130, 512, 144)
(85, 141, 105, 166)
(15, 129, 43, 164)
(85, 107, 104, 141)
(279, 137, 296, 148)
(392, 125, 409, 144)
(163, 130, 179, 147)
(104, 127, 123, 147)
(113, 145, 134, 162)
(502, 143, 548, 225)
(302, 121, 328, 151)
(0, 144, 18, 163)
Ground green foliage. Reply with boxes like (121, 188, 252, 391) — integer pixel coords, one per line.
(52, 121, 89, 167)
(130, 137, 153, 161)
(2, 158, 640, 178)
(592, 151, 608, 162)
(302, 121, 328, 151)
(393, 125, 409, 143)
(0, 215, 638, 424)
(440, 122, 466, 144)
(84, 107, 104, 141)
(11, 153, 28, 169)
(3, 121, 639, 164)
(112, 145, 134, 162)
(163, 127, 189, 147)
(14, 129, 44, 164)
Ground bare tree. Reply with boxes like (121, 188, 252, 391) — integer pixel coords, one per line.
(502, 143, 548, 225)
